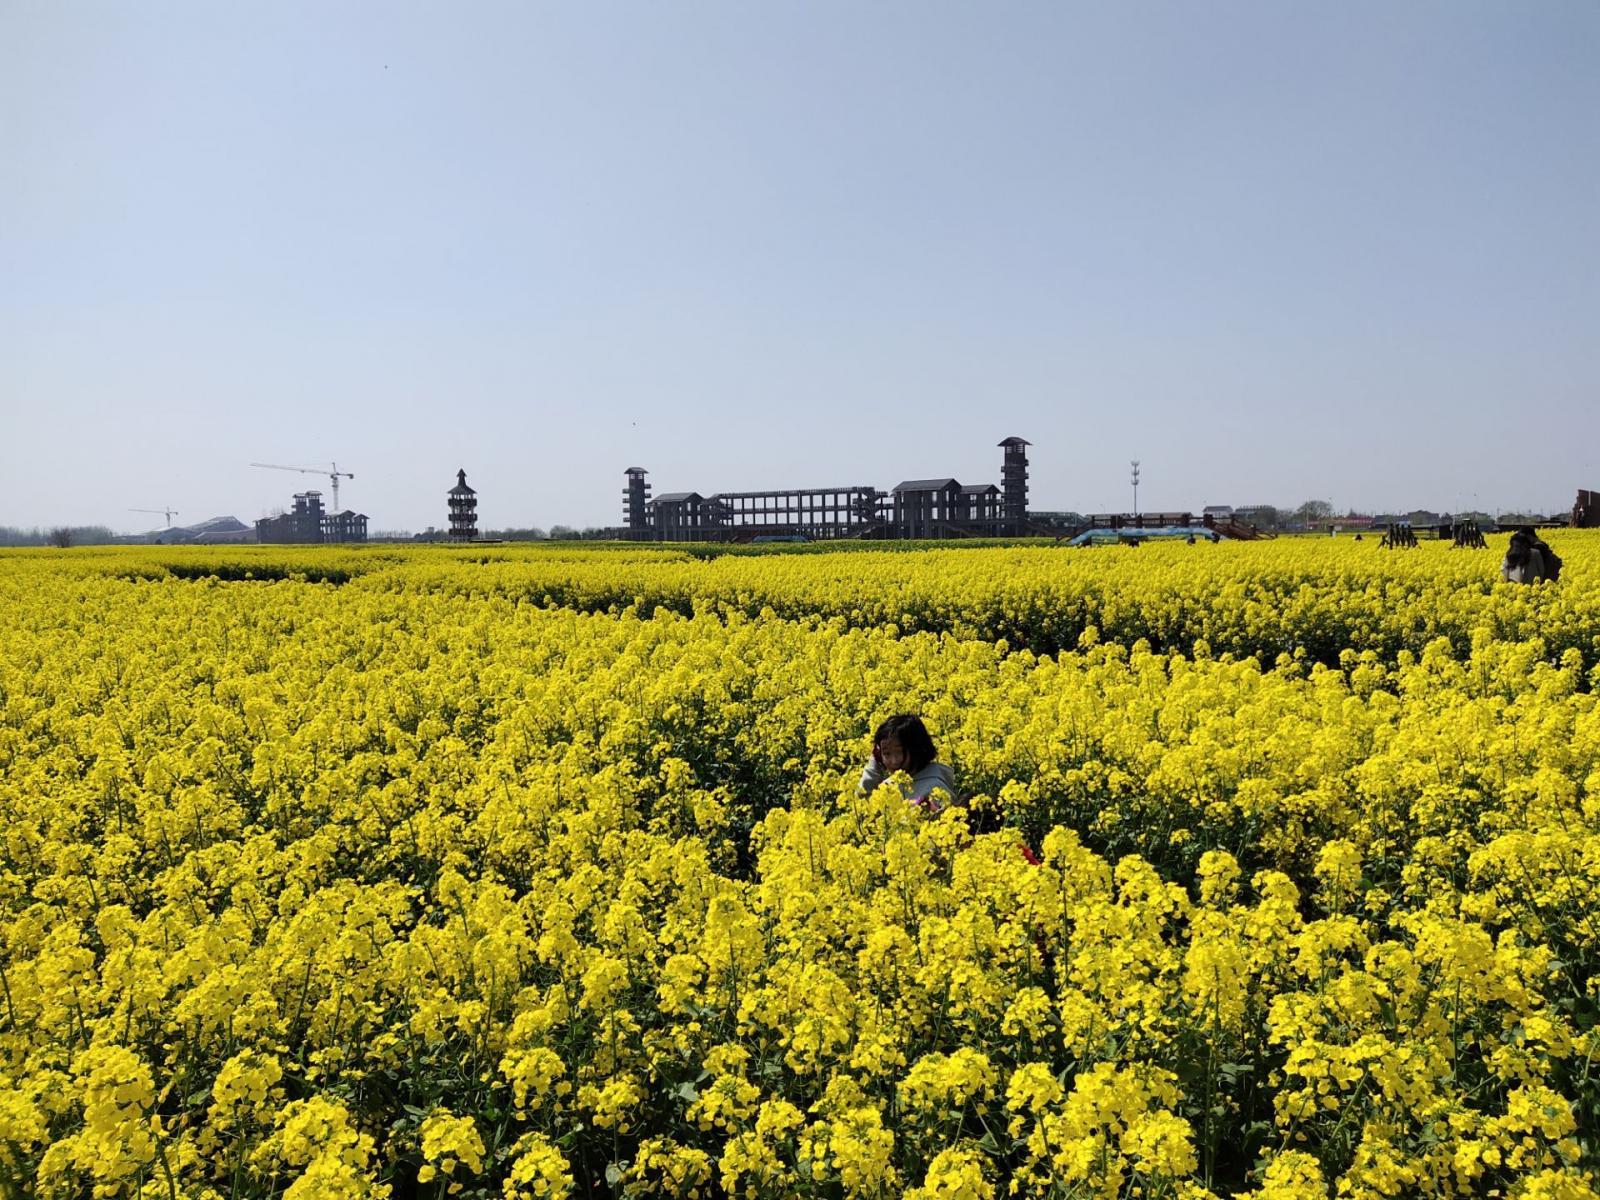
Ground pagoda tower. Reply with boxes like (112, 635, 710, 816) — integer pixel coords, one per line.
(447, 469, 478, 541)
(624, 467, 652, 536)
(999, 437, 1030, 533)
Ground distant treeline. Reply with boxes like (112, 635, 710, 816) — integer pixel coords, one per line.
(405, 526, 612, 542)
(0, 526, 118, 547)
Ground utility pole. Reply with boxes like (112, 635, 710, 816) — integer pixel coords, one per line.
(1130, 460, 1141, 517)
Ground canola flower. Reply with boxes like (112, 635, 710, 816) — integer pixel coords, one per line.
(24, 530, 1600, 666)
(0, 538, 1597, 1197)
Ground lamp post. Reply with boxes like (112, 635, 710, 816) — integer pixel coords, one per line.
(1130, 460, 1141, 518)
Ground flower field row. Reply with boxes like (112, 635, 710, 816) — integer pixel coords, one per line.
(1, 545, 1597, 1198)
(35, 532, 1600, 666)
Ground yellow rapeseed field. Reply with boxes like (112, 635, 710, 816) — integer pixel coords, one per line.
(1, 536, 1596, 1199)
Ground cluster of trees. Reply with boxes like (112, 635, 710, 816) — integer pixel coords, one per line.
(0, 526, 117, 547)
(1234, 502, 1547, 533)
(1233, 501, 1333, 530)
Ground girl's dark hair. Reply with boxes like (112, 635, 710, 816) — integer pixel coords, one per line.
(1506, 528, 1534, 569)
(873, 714, 936, 773)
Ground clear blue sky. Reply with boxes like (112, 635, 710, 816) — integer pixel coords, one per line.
(3, 1, 1596, 531)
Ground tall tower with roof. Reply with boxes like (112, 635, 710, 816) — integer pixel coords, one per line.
(448, 469, 478, 541)
(624, 468, 652, 536)
(999, 437, 1030, 532)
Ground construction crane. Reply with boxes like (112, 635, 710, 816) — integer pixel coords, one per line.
(251, 461, 355, 511)
(130, 507, 179, 528)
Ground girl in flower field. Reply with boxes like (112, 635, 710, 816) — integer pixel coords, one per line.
(860, 713, 1046, 865)
(858, 713, 957, 812)
(1502, 525, 1561, 584)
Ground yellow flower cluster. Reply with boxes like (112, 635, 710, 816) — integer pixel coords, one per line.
(0, 537, 1596, 1197)
(26, 529, 1600, 666)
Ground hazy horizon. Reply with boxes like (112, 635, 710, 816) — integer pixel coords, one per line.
(4, 2, 1596, 532)
(0, 472, 1582, 541)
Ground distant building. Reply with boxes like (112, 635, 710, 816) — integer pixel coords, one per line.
(999, 436, 1030, 533)
(255, 491, 368, 543)
(1202, 505, 1234, 521)
(192, 528, 258, 544)
(1233, 505, 1279, 528)
(323, 510, 369, 543)
(1574, 489, 1598, 529)
(1303, 512, 1372, 533)
(649, 492, 717, 541)
(622, 436, 1031, 541)
(448, 470, 478, 541)
(256, 491, 326, 544)
(624, 468, 651, 533)
(892, 479, 963, 539)
(959, 483, 1002, 524)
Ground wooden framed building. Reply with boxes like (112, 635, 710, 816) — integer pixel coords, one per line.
(256, 491, 326, 544)
(621, 435, 1033, 541)
(1575, 489, 1598, 529)
(999, 436, 1030, 533)
(255, 491, 368, 544)
(448, 470, 479, 541)
(322, 510, 369, 543)
(959, 483, 1002, 528)
(649, 492, 723, 541)
(891, 479, 963, 539)
(624, 468, 652, 536)
(714, 486, 884, 539)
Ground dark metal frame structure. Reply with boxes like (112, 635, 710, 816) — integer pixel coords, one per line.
(1575, 489, 1598, 529)
(623, 438, 1034, 542)
(255, 490, 369, 544)
(448, 469, 478, 541)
